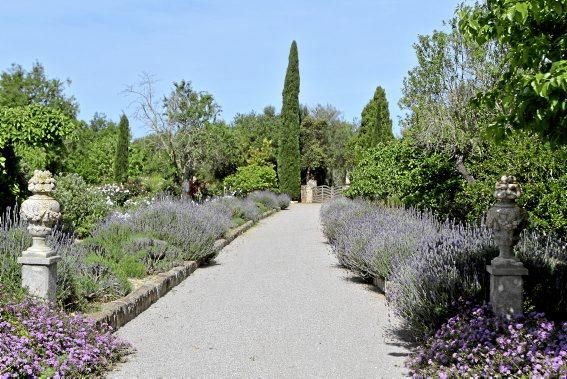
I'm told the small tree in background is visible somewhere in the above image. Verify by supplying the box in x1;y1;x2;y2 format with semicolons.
357;86;393;149
277;41;301;199
114;114;129;183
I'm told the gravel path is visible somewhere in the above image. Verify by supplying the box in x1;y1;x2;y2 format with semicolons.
111;203;409;378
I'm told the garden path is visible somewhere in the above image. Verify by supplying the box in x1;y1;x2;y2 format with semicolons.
111;203;409;378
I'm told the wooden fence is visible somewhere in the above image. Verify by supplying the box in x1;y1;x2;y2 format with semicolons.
311;185;347;203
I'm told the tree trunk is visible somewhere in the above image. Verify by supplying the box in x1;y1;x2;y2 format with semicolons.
454;155;475;185
181;165;192;200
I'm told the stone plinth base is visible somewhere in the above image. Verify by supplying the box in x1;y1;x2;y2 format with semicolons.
18;255;61;301
487;259;528;318
301;185;314;203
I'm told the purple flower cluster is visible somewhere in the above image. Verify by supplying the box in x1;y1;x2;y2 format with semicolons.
408;304;567;378
0;297;131;377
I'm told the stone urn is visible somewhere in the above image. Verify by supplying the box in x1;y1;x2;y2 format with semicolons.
18;170;61;300
486;175;528;317
486;175;528;265
20;170;61;257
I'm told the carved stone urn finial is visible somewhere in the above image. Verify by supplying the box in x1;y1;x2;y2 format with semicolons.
20;170;61;257
486;175;527;264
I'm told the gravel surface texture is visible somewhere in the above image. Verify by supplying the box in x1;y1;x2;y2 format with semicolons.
111;204;410;378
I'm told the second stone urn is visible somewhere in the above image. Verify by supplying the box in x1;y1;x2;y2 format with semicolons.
486;175;528;264
486;175;528;317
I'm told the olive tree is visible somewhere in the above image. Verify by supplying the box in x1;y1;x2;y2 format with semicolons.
399;18;505;183
125;74;220;198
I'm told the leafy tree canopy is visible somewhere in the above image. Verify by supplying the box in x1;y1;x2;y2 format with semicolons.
232;107;279;165
0;62;78;118
400;19;504;183
62;114;117;184
125;74;221;197
459;0;567;142
0;105;75;171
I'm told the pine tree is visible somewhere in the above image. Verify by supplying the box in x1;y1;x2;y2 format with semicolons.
114;114;129;183
277;41;301;199
359;86;393;149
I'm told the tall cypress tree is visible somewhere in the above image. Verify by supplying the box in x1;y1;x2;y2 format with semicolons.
359;86;393;149
277;41;301;199
114;114;129;183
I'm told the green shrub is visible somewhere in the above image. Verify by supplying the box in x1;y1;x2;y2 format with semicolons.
217;197;261;222
223;164;277;195
345;139;465;219
57;242;131;309
53;173;110;237
460;131;567;233
347;133;567;233
63;120;118;184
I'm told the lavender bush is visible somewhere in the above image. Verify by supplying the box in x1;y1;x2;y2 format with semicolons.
388;221;496;337
321;198;567;340
218;197;262;222
102;198;231;263
0;206;30;297
320;198;369;243
320;198;497;337
276;193;291;210
1;191;280;312
0;295;131;377
321;199;447;280
408;304;567;378
248;190;280;210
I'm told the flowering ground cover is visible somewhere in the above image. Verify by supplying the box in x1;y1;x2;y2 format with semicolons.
408;304;567;378
0;295;131;377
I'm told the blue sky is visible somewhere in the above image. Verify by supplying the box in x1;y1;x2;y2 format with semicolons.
0;0;461;137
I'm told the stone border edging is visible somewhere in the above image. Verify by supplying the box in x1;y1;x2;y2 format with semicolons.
372;276;389;294
88;208;280;330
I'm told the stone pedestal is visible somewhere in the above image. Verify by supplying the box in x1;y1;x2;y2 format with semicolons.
487;259;528;318
18;256;61;301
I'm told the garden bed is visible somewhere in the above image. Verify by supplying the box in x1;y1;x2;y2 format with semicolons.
87;208;278;330
320;198;567;377
0;191;290;377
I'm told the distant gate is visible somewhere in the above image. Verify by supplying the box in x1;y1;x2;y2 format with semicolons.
312;185;347;203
